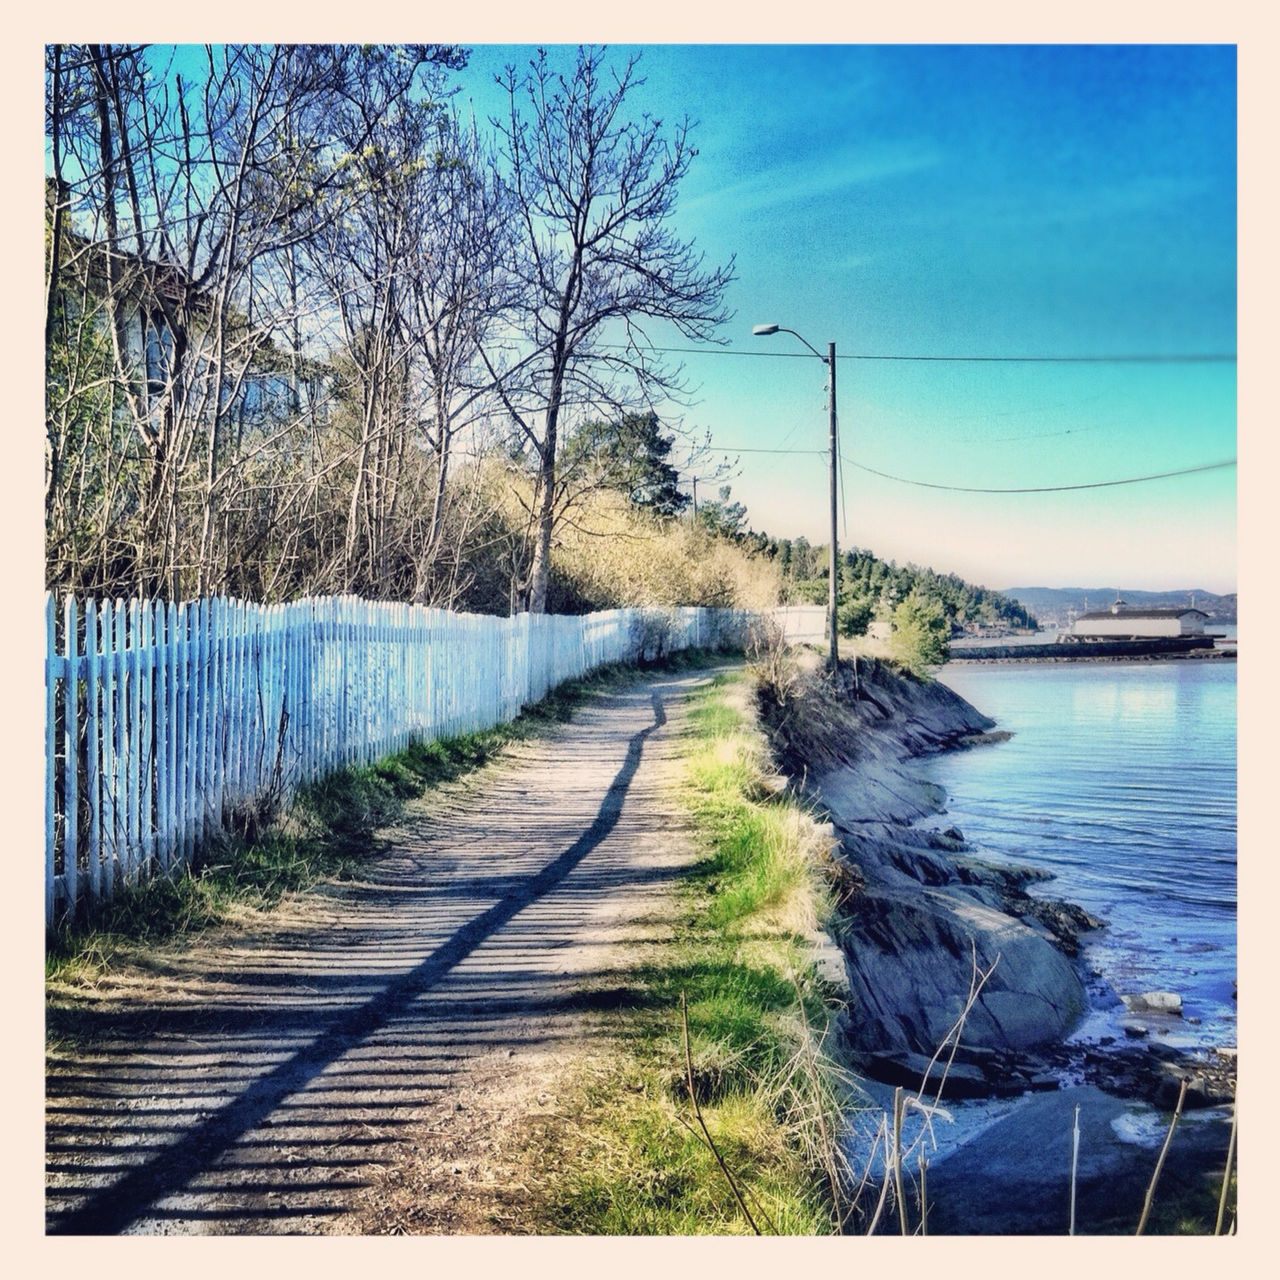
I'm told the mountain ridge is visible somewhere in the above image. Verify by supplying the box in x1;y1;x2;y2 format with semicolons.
1004;586;1237;624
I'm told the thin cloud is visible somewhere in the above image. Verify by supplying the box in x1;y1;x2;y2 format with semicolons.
685;141;942;220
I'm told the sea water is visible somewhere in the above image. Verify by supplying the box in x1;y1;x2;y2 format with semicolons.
923;658;1238;1051
842;658;1237;1182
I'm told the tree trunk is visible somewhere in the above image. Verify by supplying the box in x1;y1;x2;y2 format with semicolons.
527;452;557;614
526;371;563;613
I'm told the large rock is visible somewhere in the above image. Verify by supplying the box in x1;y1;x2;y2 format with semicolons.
772;658;1088;1084
815;760;946;826
849;659;997;751
922;1085;1235;1235
838;883;1086;1056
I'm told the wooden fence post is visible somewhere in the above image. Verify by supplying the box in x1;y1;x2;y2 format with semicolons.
85;602;100;903
62;596;79;914
126;598;140;881
102;600;118;897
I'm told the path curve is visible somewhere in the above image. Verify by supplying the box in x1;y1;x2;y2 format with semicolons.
46;668;721;1235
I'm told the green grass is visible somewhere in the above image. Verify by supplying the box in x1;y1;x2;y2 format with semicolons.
1130;1166;1237;1237
46;649;729;984
529;670;857;1235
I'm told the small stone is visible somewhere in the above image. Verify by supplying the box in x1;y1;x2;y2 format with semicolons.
1121;990;1183;1016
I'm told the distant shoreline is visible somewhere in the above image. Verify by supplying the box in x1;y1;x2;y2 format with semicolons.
950;649;1236;665
949;638;1235;664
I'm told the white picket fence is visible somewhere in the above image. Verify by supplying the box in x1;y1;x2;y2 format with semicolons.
44;594;752;923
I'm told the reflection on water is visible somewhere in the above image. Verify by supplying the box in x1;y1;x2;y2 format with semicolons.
1070;678;1179;722
925;660;1236;1049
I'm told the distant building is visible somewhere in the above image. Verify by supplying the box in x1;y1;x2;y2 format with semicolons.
1071;596;1209;640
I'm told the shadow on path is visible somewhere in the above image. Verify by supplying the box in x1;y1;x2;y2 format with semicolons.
49;692;669;1235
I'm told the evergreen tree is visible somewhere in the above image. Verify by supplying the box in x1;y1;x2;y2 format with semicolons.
696;485;748;539
560;412;690;517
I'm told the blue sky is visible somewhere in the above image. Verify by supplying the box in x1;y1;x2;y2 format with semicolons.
454;44;1237;593
47;41;1235;594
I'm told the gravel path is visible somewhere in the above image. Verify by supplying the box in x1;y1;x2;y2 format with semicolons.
46;669;720;1235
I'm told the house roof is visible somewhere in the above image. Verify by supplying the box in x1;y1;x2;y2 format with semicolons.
1076;608;1209;621
54;220;335;379
51;206;211;316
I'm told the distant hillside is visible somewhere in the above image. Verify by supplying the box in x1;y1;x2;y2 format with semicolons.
1005;586;1237;625
741;535;1036;630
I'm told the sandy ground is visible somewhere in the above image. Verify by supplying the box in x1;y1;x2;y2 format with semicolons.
46;669;718;1236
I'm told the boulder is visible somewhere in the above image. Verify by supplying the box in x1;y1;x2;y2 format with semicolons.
814;760;946;826
1122;991;1183;1017
922;1085;1235;1235
776;658;1094;1095
856;1050;995;1098
839;886;1086;1058
1153;1067;1234;1110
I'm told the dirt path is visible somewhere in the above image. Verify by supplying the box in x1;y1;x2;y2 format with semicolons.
46;668;723;1235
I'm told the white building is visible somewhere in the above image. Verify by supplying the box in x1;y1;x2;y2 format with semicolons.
1071;597;1209;639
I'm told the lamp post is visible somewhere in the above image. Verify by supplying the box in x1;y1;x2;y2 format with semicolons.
752;323;841;674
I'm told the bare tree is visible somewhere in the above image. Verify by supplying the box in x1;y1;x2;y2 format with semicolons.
45;43;465;601
405;112;517;598
307;90;514;599
489;46;734;613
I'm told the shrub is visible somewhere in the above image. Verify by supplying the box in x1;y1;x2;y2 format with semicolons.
890;590;950;674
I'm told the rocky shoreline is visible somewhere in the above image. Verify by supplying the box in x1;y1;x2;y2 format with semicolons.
758;655;1236;1231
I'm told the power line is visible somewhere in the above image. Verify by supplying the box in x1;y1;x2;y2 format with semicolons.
702;440;1236;489
600;343;1236;365
716;445;824;455
842;456;1236;494
837;353;1234;365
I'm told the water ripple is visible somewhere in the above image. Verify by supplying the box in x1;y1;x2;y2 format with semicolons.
928;661;1237;1045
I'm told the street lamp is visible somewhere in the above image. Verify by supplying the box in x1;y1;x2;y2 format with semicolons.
753;323;841;674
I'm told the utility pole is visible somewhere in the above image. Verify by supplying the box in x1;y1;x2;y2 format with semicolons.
752;322;845;679
827;341;840;674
